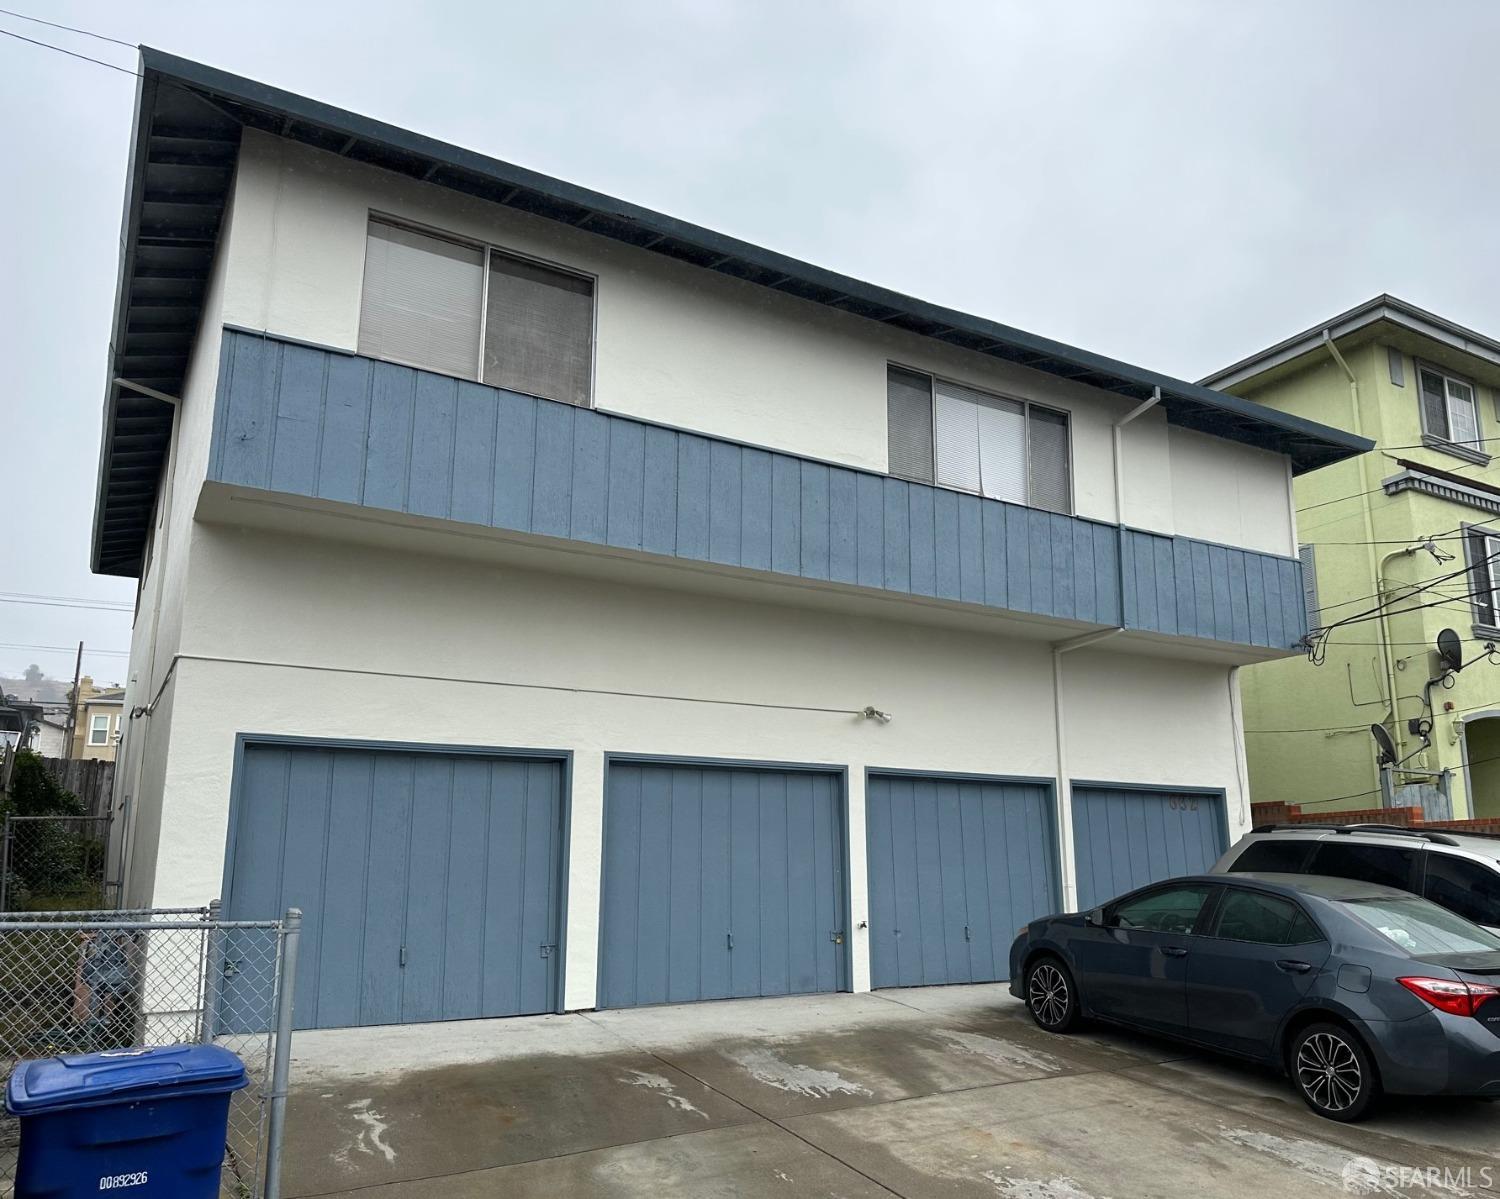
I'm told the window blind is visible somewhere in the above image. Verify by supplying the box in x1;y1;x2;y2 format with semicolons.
1447;378;1479;445
934;382;983;493
483;252;594;406
886;367;934;482
1027;407;1070;513
357;220;484;378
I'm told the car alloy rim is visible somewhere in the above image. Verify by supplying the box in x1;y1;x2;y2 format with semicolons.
1028;964;1069;1026
1296;1032;1362;1111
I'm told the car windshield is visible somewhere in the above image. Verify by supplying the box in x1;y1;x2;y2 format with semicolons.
1341;896;1500;955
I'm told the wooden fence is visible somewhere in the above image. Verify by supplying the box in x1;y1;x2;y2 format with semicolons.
1252;800;1500;836
38;757;115;819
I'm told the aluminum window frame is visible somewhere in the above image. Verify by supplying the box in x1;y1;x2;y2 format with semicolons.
359;211;600;409
88;714;111;746
886;361;1076;515
1416;359;1482;450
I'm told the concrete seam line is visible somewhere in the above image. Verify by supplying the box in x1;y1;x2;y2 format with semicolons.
646;1050;913;1199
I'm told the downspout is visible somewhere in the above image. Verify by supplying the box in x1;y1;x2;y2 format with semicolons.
1047;388;1161;910
1321;332;1401;765
1113;387;1162;624
112;377;182;904
1054;627;1125;912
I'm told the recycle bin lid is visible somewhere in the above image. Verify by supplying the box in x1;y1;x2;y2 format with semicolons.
6;1045;249;1115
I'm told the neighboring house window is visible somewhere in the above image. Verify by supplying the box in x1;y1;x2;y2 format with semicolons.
1465;526;1500;629
1418;363;1479;447
357;217;595;407
1298;544;1320;631
885;366;1072;513
88;714;110;746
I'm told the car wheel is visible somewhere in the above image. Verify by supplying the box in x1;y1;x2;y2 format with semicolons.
1025;956;1080;1033
1291;1022;1379;1122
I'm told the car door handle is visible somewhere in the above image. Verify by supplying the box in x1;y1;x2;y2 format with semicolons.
1276;959;1312;974
1161;946;1188;958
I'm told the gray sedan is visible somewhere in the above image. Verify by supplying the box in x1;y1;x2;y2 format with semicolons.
1008;872;1500;1121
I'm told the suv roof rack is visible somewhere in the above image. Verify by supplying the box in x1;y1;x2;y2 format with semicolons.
1250;822;1460;846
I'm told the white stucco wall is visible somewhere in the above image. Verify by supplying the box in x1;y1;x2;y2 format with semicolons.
112;175;244;906
200;131;1294;553
141;523;1247;1008
1167;427;1295;556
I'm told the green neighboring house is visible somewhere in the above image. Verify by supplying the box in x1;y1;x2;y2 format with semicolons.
1203;296;1500;820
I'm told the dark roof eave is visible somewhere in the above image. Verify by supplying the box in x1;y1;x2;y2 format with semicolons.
91;47;1372;575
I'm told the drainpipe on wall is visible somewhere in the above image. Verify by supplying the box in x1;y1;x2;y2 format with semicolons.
1053;627;1125;912
1320;332;1401;769
1112;386;1161;627
1045;386;1161;909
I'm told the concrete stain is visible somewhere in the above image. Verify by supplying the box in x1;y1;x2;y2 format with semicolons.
982;1174;1110;1199
333;1097;397;1169
616;1069;709;1119
1216;1126;1472;1197
729;1047;873;1099
935;1029;1065;1074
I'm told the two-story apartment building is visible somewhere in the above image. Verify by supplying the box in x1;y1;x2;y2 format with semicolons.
1205;296;1500;821
94;50;1367;1029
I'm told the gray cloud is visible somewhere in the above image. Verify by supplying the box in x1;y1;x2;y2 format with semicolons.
5;0;1497;681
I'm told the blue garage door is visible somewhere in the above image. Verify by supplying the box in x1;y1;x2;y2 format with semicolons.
866;774;1059;989
224;742;565;1029
1071;785;1227;911
599;762;847;1008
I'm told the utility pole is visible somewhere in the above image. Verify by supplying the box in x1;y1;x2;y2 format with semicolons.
64;641;83;760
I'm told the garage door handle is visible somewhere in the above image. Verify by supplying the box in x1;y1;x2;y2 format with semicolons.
1161;946;1188;958
1276;959;1312;974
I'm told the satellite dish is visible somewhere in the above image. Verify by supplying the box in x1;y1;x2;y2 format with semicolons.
1370;723;1397;766
1436;628;1463;674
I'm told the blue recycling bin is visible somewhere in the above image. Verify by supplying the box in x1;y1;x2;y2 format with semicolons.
6;1045;249;1198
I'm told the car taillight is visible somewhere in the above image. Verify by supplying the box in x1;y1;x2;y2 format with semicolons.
1398;976;1500;1017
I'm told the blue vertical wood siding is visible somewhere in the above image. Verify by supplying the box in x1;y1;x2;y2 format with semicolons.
598;761;846;1008
1070;785;1228;911
223;741;564;1030
865;774;1059;988
209;329;1306;650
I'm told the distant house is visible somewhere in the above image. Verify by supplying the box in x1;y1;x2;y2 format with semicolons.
30;714;70;759
92;51;1368;1030
69;679;124;763
1205;296;1500;819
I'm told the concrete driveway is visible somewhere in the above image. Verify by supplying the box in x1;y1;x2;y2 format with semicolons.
281;985;1500;1197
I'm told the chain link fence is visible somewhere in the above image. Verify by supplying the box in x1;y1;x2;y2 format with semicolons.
0;906;299;1198
0;815;112;912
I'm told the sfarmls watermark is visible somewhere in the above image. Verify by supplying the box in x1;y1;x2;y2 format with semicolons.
1342;1155;1493;1194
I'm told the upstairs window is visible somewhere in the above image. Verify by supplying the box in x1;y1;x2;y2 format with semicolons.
358;217;595;406
88;715;110;746
1465;525;1500;630
1418;364;1479;448
886;366;1072;513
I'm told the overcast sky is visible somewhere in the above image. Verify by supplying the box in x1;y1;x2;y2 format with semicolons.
4;0;1500;686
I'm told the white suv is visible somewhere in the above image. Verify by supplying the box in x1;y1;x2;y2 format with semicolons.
1212;823;1500;934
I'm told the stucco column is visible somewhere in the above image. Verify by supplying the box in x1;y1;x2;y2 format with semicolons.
845;766;871;994
562;747;605;1011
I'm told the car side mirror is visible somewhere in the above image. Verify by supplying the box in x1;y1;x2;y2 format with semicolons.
1085;907;1105;928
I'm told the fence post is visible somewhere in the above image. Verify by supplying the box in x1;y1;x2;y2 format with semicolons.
201;900;224;1043
0;815;12;912
263;907;300;1199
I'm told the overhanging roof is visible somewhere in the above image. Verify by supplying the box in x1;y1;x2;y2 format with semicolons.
1200;294;1500;392
92;47;1372;576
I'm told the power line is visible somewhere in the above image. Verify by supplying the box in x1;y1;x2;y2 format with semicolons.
0;642;130;658
0;7;134;48
0;25;138;76
0;591;133;612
